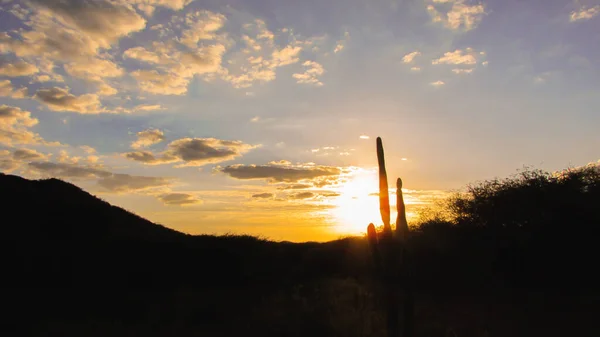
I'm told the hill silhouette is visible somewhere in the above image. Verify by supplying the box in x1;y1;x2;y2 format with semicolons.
2;169;598;337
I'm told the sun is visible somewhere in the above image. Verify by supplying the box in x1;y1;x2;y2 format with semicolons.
325;168;399;235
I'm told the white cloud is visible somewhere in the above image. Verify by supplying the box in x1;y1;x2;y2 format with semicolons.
427;0;485;31
0;59;39;77
0;104;50;146
402;51;421;63
131;129;165;149
27;0;147;50
131;70;190;95
134;104;164;111
131;0;193;17
432;48;479;65
125;26;227;95
0;79;28;99
570;6;600;22
64;57;123;81
179;10;226;49
431;80;445;86
0;105;38;128
123;47;161;64
292;60;325;86
271;46;302;67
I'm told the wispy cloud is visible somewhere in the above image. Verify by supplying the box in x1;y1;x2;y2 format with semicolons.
427;0;486;31
402;51;421;63
293;61;325;86
131;129;165;149
570;6;600;22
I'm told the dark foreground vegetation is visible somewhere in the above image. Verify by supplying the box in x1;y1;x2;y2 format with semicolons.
2;165;599;337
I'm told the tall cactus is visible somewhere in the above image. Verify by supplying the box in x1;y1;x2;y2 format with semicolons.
367;137;414;337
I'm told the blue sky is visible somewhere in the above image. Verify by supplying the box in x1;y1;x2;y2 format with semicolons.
1;0;599;241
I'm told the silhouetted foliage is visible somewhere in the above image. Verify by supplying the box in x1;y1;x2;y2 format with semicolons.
412;164;600;290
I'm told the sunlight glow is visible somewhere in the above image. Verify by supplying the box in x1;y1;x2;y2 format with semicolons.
312;168;420;236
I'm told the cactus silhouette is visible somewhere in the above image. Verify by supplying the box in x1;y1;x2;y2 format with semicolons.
367;137;414;337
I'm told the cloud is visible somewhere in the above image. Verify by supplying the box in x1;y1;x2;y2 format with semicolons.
360;135;370;139
333;31;349;53
131;129;165;149
402;51;421;63
131;70;190;95
217;162;342;183
271;46;302;67
0;105;38;128
252;192;274;199
124;138;259;167
0;80;28;99
292;61;325;86
570;6;600;22
123;151;177;165
452;68;474;74
158;192;202;206
13;148;48;161
0;1;146;73
277;184;312;190
0;158;19;172
411;67;421;71
165;138;257;167
63;57;123;82
427;0;485;31
179;10;226;48
98;174;172;193
134;104;164;111
27;0;147;50
178;44;226;76
121;11;227;95
27;161;172;193
0;105;51;146
80;145;96;154
0;59;39;77
289;192;315;200
132;0;193;17
123;47;161;64
431;80;445;86
432;48;479;65
34;87;103;114
28;161;109;179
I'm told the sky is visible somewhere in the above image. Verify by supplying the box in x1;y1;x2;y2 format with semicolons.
0;0;599;242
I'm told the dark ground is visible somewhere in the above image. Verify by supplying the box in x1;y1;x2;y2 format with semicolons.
2;171;598;336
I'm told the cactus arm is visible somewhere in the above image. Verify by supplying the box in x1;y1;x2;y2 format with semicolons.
395;178;409;241
377;137;392;234
367;223;383;274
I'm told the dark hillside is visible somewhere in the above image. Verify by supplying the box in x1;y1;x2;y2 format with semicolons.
2;170;599;337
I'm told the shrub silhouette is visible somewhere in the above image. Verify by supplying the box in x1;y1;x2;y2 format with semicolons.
413;163;600;290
